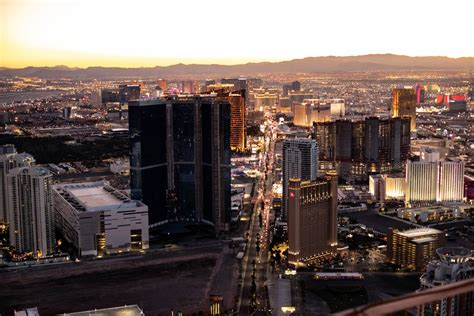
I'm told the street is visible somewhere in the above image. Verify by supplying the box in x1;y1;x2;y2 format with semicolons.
238;113;277;315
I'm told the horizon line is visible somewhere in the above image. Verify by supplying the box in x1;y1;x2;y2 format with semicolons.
2;53;474;70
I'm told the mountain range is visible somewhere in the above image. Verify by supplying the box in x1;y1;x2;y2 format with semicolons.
1;54;473;79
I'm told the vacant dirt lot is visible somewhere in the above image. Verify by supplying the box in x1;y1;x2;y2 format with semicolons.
0;244;237;315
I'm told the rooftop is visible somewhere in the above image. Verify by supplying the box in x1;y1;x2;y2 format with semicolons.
397;227;442;238
61;305;144;316
69;187;123;210
53;181;140;212
436;247;473;263
410;237;436;244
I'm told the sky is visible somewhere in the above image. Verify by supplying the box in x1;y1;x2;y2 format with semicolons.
1;0;473;68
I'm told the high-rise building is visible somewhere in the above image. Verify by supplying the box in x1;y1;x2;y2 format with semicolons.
7;166;54;256
205;79;216;88
364;117;390;172
119;84;140;104
438;160;465;203
415;84;425;104
291;81;301;92
334;120;352;162
205;83;235;94
390;117;411;170
221;78;247;91
203;86;246;152
313;122;336;172
406;160;439;206
157;79;168;92
391;88;417;131
288;91;314;111
221;77;260;109
386;228;446;271
282;139;318;219
229;90;246;152
129;95;231;236
313;117;410;176
90;90;102;108
287;172;338;264
406;151;464;207
180;80;199;94
293;100;331;127
282;84;292;97
255;92;279;111
419;247;474;316
101;88;120;104
53;181;149;256
0;145;35;223
419;146;440;162
329;98;345;118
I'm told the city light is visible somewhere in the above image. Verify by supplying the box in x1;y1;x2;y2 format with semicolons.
0;2;472;315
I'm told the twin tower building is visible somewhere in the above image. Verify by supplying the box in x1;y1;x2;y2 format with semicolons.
129;95;232;235
130;94;338;264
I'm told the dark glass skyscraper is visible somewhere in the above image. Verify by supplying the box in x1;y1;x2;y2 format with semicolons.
291;81;301;92
119;84;141;104
129;95;231;236
314;117;410;176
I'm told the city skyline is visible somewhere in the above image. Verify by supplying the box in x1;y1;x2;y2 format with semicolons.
0;0;473;313
2;0;474;68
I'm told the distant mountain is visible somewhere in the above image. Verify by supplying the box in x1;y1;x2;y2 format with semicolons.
1;54;473;79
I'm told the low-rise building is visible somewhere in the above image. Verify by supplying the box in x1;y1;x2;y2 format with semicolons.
62;305;145;316
369;174;405;201
53;181;149;256
419;247;474;316
387;228;446;271
397;205;462;223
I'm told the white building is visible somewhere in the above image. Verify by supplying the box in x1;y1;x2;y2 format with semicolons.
406;161;438;206
397;205;462;223
406;159;464;207
109;158;130;175
369;174;405;201
53;181;149;256
293;100;331;127
329;99;345;118
384;175;406;199
438;161;465;203
420;146;440;162
0;145;35;223
292;99;345;127
255;92;279;111
7;166;54;257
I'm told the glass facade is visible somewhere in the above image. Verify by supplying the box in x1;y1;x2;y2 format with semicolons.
173;104;194;162
220;102;231;224
314;117;411;175
174;164;196;221
129;102;168;225
129;97;231;235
